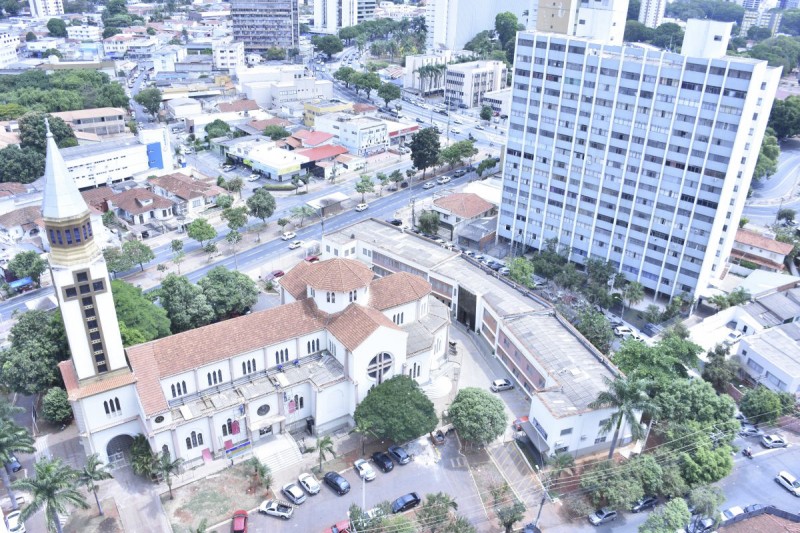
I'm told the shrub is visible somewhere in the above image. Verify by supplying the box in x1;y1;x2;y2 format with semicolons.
41;387;72;424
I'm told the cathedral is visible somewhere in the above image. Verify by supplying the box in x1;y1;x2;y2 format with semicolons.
41;124;450;466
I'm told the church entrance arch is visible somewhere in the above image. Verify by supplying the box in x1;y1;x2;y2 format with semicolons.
106;434;134;470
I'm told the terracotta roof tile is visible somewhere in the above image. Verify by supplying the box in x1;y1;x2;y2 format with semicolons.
296;144;348;161
297;131;333;146
148;172;225;201
248;118;291;130
0;206;42;229
113;188;175;215
218;99;260;113
59;360;137;401
303;258;374;292
735;228;794;256
433;193;495;219
327;303;403;351
80;187;116;211
0;183;30;198
368;272;431;310
277;259;312;300
353;103;377;113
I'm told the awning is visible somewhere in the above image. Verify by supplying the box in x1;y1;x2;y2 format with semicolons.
517;419;550;454
247;414;285;433
8;277;32;289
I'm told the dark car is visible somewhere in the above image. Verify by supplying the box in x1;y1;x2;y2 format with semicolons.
270;270;285;279
631;495;658;512
372;452;394;473
386;219;403;227
391;492;421;513
437;109;448;116
323;472;351;495
744;503;766;513
387;445;411;465
5;455;21;474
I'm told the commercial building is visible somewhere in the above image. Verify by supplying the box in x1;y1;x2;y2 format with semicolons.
431;193;496;241
303;99;353;127
444;60;507;109
212;40;245;72
638;0;666;29
527;0;627;43
165;98;203;120
315;113;388;157
231;0;299;52
51;107;128;136
740;10;782;37
67;25;102;41
403;51;453;94
480;87;511;116
0;33;18;68
313;0;377;35
424;0;530;53
238;65;333;108
28;0;63;18
498;21;781;299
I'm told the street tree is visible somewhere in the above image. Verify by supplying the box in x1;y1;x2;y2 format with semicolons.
639;497;690;533
701;344;738;393
198;266;259;321
8;250;47;286
263;125;290;140
290;205;316;227
111;280;171;344
495;11;520;47
316;435;334;471
449;387;507;445
589;376;657;459
480;105;493;122
222;206;249;232
277;218;290;231
121;240;154;272
41;387;72;425
186;218;217;247
333;66;356;88
687;486;724;530
246;188;276;240
389;169;404;188
377;82;401;108
575;309;614;354
582;459;645;510
622;281;645;315
225;231;242;268
354;375;438;443
18;112;77;154
154;451;183;500
375;172;390;195
216;194;233;209
134;87;163;117
778;208;796;223
312;34;344;58
46;18;67;37
739;385;786;425
13;457;88;533
170;239;183;256
159;274;215;333
0;420;34;510
79;454;112;516
204;119;230;140
409;127;441;179
25;31;36;41
417;211;440;234
438;140;477;169
496;500;526;533
0;309;68;394
355;174;375;202
507;257;533;287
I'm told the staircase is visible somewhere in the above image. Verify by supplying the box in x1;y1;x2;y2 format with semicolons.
254;433;304;474
421;375;453;400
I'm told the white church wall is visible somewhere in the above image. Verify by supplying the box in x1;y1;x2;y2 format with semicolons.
281;382;313;431
314;381;351;433
350;326;408;404
197;360;231;391
266;340;296;370
381;300;418;325
327;336;345;367
296;331;325;359
232;348;266;379
175;417;212;461
152;429;175;458
80;384;141;434
91;418;146;463
211;406;248;450
148;410;174;432
160;370;198;401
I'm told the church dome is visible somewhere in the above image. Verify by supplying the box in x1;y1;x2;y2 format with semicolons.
303;258;374;293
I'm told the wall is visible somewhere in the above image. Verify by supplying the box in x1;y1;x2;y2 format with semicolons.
348;326;408;404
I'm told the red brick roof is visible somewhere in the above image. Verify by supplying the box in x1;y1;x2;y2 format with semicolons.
327;303;402;352
368;272;432;311
113;188;175;215
295;144;348;162
248;118;291;130
278;259;312;301
0;206;42;230
433;193;494;219
148;172;225;201
59;360;138;401
81;187;116;212
0;183;30;198
294;130;333;146
735;228;794;256
218;99;260;113
303;258;374;292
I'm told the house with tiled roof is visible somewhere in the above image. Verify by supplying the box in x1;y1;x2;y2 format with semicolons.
732;228;794;272
148;172;225;216
108;188;175;226
218;99;260;113
0;205;43;242
431;192;496;240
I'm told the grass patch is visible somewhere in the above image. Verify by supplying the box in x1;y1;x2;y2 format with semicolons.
258;183;297;191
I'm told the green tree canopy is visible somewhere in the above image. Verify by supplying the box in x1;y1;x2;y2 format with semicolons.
581;459;644;510
246;188;276;238
354;375;438;443
198;266;258;321
589;376;657;459
134;87;162;117
0;309;68;394
204;118;230;139
8;250;47;286
355;174;375;202
639;497;691;533
333;66;356;88
377;82;401;108
159;274;215;333
480;105;493;121
222;206;249;232
110;280;171;344
121;240;154;272
18;113;77;154
41;387;72;424
417;210;440;234
753;128;780;182
186;218;217;247
262;125;290;140
701;344;738;393
409;127;441;178
575;309;615;354
449;387;507;445
312;34;344;58
46;18;67;37
25;31;36;42
439;140;477;169
739;385;786;425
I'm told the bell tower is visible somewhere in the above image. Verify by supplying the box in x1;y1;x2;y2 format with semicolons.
42;120;128;381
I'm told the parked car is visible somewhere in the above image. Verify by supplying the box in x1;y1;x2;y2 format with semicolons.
270;270;285;279
739;424;764;438
475;124;485;130
325;519;351;533
498;267;510;276
258;499;293;520
298;472;321;495
5;455;21;473
305;255;320;263
391;492;421;514
721;506;744;521
387;445;411;465
614;325;633;337
451;128;462;135
491;378;514;392
282;482;307;505
281;231;296;241
354;459;376;481
423;182;435;189
355;203;369;212
372;452;394;473
6;510;25;533
247;174;259;182
744;503;766;513
430;430;446;445
724;330;743;346
631;495;658;513
231;510;248;533
416;118;425;123
453;169;467;177
687;516;715;533
776;470;800;496
323;471;351;495
288;240;305;250
453;118;463;124
437;176;451;185
588;508;617;526
761;434;788;448
386;218;403;226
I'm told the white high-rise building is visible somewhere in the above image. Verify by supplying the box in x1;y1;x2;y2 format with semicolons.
638;0;666;28
28;0;63;18
313;0;377;34
444;60;507;109
498;20;781;300
424;0;530;53
527;0;629;43
0;33;18;68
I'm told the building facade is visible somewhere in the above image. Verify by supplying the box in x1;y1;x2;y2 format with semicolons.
528;0;627;43
315;113;388;156
444;61;507;109
638;0;666;29
231;0;299;51
424;0;530;52
738;326;800;400
67;25;102;41
313;0;377;34
498;22;781;299
0;33;18;68
51;107;128;136
212;40;245;72
28;0;63;18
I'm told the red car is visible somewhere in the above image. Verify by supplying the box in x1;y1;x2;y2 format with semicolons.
231;510;248;533
324;520;351;533
271;270;285;278
305;255;320;263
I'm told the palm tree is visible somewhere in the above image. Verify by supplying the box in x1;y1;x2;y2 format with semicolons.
0;419;35;510
546;451;575;484
154;451;183;500
622;281;645;317
246;457;272;494
13;457;88;533
588;376;658;460
316;435;335;472
79;453;112;516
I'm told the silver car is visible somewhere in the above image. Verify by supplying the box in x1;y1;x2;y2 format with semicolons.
490;379;514;392
281;482;307;505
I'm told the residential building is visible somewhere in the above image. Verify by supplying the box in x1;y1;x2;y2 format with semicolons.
638;0;666;29
431;192;496;241
212;40;245;72
218;99;261;114
231;0;299;51
740;10;782;37
424;0;529;52
29;0;63;18
0;33;18;68
303;99;353;127
738;325;800;399
67;25;102;41
0;206;42;242
404;51;452;95
238;65;333;108
313;0;377;34
82;187;175;226
283;130;335;149
480;87;511;116
165;98;203;120
498;21;781;300
148;172;226;216
444;61;507;109
51;108;128;136
315;113;388;156
732;228;794;272
527;0;628;42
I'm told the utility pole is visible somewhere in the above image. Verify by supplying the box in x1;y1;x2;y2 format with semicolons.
411;196;416;228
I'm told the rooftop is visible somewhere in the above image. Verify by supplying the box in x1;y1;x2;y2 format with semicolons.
741;327;800;379
433;192;495;219
60;137;143;160
51;107;126;122
735;228;794;256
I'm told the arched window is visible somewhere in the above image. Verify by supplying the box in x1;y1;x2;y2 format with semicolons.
275;351;280;365
326;292;331;303
197;433;203;445
208;373;212;386
252;358;256;371
331;292;335;303
186;437;191;449
299;396;304;409
367;352;393;384
104;401;109;414
226;418;233;435
242;362;246;374
162;445;169;458
171;384;176;398
217;370;222;382
222;423;228;436
307;341;311;353
182;381;187;394
191;431;198;447
115;398;120;411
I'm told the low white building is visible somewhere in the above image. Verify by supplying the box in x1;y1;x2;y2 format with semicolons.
238;65;333;109
66;25;101;41
185;109;272;140
738;324;800;400
166;98;203;120
403;51;453;94
315;113;388;157
480;87;511;116
245;142;309;182
212;39;244;72
444;60;507;109
0;33;18;68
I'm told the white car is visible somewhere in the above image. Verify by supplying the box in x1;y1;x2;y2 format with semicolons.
614;325;633;337
453;118;463;125
720;506;744;522
475;124;485;130
436;176;451;185
776;470;800;496
423;182;435;190
354;458;376;481
288;240;305;250
247;174;259;182
258;499;294;520
282;482;307;505
298;472;321;495
762;434;788;448
281;231;296;241
355;203;368;212
6;511;25;533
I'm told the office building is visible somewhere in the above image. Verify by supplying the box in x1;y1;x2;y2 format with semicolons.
498;21;781;300
28;0;63;18
740;10;782;38
315;113;388;156
313;0;377;34
51;107;128;137
444;60;507;109
528;0;628;43
0;33;18;68
425;0;530;52
238;64;333;108
638;0;666;28
231;0;299;51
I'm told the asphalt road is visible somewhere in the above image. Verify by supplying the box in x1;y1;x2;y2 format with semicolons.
744;138;800;227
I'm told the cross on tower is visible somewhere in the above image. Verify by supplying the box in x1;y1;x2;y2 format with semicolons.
61;269;110;374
